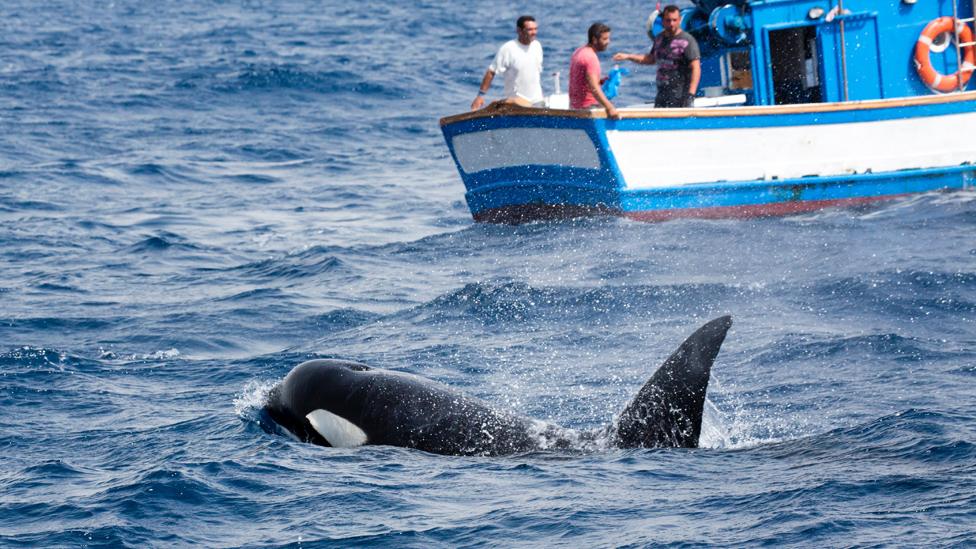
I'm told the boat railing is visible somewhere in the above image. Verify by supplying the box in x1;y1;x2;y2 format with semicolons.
953;0;976;91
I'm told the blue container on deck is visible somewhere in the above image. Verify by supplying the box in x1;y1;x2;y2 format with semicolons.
693;0;748;12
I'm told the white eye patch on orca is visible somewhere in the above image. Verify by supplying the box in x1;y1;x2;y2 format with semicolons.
306;409;368;447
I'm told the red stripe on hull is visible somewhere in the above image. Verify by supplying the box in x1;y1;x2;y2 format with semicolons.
472;203;619;224
623;195;908;222
471;194;913;224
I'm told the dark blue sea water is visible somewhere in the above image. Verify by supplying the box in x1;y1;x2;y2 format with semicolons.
2;1;976;546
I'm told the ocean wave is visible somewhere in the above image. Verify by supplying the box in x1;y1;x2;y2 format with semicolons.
759;409;976;465
124;232;206;254
33;282;87;293
950;364;976;376
127;162;171;177
221;173;278;184
403;280;743;325
810;269;976;317
0;66;68;94
0;198;65;211
229;246;352;281
226;144;305;163
0;346;84;368
2;315;116;335
748;332;959;365
191;64;408;97
0;346;190;374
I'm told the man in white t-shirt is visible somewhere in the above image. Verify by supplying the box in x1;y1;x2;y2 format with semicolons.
471;15;543;110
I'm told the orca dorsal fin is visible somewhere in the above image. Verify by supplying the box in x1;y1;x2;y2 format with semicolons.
614;315;732;449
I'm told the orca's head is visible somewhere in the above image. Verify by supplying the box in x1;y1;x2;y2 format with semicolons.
264;359;374;447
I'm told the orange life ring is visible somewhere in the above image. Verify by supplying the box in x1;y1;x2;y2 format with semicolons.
914;17;976;93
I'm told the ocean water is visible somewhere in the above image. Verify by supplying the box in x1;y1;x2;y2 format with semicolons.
2;0;976;546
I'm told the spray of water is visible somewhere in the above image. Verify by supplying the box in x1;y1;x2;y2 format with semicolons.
234;379;278;418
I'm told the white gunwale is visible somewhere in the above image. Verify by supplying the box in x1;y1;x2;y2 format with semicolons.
439;91;976;126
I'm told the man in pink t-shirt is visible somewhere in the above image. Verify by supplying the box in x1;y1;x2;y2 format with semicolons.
569;23;619;119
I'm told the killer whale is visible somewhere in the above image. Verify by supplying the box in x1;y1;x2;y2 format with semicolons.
264;315;732;456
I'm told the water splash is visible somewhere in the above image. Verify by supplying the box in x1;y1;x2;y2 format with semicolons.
234;379;278;418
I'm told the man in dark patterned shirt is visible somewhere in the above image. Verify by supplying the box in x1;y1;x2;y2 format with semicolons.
613;5;701;108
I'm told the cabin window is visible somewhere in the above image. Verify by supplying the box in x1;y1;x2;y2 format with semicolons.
769;26;822;105
727;50;752;90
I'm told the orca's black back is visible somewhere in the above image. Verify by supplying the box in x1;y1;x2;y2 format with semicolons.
352;373;537;455
265;359;538;456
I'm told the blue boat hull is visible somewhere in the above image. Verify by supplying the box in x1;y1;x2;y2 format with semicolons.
441;95;976;223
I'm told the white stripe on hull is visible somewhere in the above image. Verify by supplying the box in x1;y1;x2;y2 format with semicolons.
452;128;601;174
607;111;976;189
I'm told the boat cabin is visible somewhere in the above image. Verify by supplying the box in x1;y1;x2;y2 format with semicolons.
681;0;976;105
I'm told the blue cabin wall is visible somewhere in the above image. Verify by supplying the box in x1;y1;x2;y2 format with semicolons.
698;0;975;104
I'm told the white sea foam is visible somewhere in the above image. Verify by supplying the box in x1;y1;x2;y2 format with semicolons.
141;348;181;360
234;379;277;417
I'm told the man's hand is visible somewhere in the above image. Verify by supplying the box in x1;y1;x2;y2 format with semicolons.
613;52;653;65
472;70;495;111
606;105;621;120
684;93;696;108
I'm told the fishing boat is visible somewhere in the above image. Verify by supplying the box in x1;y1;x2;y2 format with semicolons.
440;1;976;223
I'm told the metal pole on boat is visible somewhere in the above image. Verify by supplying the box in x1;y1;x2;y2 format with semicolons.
968;0;976;75
838;0;849;101
953;0;963;91
952;0;976;92
972;0;976;90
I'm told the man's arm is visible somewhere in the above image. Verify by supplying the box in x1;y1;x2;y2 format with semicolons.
585;71;620;119
688;59;701;95
683;58;701;107
471;70;495;111
612;52;655;65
